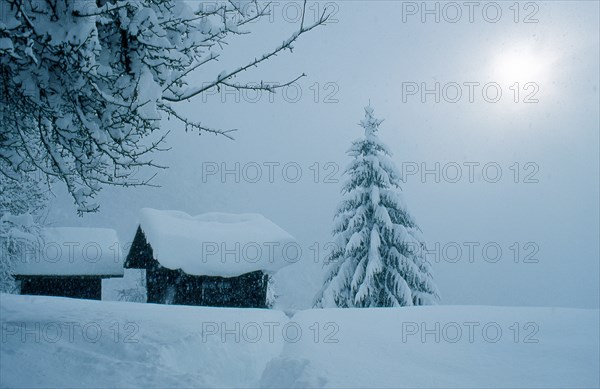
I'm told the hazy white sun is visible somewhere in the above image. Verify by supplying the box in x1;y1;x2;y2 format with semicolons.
492;48;548;84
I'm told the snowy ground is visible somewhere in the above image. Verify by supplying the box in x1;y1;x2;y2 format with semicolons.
1;294;598;388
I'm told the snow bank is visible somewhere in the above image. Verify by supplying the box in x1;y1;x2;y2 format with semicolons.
1;294;598;388
13;228;123;277
0;294;287;389
262;306;600;388
138;208;297;277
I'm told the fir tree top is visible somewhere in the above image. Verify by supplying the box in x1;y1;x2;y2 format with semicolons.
360;105;383;137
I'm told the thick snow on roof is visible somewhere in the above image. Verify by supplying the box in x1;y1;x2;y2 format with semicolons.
14;228;123;277
138;208;297;277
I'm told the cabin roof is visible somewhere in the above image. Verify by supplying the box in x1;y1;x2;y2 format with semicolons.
137;208;297;277
13;227;124;277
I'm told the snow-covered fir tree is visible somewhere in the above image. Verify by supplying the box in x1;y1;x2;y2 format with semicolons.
314;106;439;308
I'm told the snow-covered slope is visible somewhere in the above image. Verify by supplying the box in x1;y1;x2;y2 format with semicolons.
1;294;598;388
261;307;600;388
0;294;285;388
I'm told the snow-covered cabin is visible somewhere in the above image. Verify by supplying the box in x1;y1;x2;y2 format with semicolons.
14;228;123;300
124;209;297;308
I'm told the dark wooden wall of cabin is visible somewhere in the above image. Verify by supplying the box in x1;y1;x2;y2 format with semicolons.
18;277;102;300
147;269;269;308
201;271;268;308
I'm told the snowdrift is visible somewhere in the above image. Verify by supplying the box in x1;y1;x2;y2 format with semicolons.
1;294;598;388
